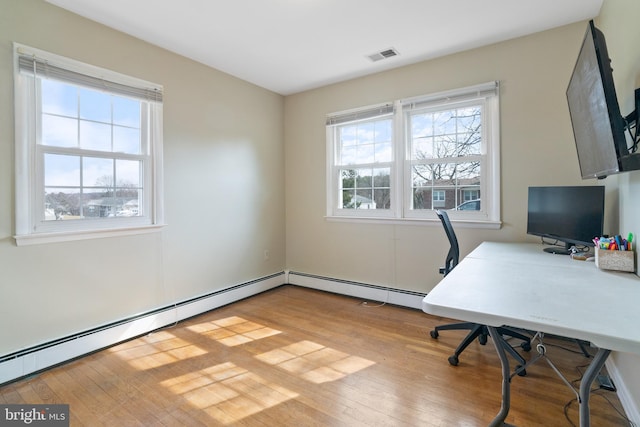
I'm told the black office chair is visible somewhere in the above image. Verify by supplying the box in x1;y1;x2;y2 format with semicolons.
429;209;531;370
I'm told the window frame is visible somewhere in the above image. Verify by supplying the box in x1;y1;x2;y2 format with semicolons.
326;107;397;219
13;43;165;246
326;82;500;228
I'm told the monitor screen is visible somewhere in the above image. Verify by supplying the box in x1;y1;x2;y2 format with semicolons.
527;186;604;254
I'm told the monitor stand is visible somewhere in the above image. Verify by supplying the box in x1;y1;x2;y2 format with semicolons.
543;246;571;255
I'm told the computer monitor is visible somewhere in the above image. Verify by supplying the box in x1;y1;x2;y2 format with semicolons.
526;186;604;254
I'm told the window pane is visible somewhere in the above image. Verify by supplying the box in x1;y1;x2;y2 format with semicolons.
341;169;356;190
44;154;80;186
42;115;78;147
411;137;433;159
342;189;356;208
434;135;456;159
116;159;141;187
113;97;141;127
113;126;141;154
357;122;374;145
116;193;141;217
373;167;390;187
42;80;78;117
338;118;392;166
356;189;375;209
340;126;357;147
83;157;114;188
413;188;430;210
410;104;483;160
374;120;392;143
356;143;374;164
412;164;432;187
82;189;111;218
79;88;111;122
339;167;390;210
374;188;390;209
45;188;81;220
456;106;482;155
340;145;357;165
356;169;373;187
433;110;454;135
374;142;392;162
410;162;481;210
80;121;111;151
456;161;481;182
411;113;433;138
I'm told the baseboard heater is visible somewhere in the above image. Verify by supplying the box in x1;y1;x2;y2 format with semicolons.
0;272;285;386
287;271;426;309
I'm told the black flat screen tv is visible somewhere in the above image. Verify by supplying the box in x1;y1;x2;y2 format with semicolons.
527;186;604;254
567;20;640;179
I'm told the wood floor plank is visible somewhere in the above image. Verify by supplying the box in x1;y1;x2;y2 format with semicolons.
0;285;630;426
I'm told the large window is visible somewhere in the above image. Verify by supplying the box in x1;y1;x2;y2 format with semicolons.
13;43;164;245
326;82;500;226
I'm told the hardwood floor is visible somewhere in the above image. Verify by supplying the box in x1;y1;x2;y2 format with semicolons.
0;285;630;426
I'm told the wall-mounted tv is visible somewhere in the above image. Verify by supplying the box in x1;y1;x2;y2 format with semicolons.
566;20;640;179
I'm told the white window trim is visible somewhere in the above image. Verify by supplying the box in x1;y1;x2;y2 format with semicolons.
325;82;501;228
13;43;165;246
325;103;398;219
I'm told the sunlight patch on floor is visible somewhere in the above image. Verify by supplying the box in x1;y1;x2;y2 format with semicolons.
255;340;375;383
161;362;298;424
109;331;208;370
187;316;282;346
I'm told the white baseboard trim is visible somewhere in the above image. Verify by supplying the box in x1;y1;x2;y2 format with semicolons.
287;271;426;310
4;270;635;423
606;358;640;425
0;272;285;386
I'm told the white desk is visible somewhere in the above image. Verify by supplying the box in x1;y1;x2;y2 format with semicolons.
422;242;640;427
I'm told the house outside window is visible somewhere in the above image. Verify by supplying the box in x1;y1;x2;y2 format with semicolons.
326;82;500;226
463;189;480;202
13;43;164;245
432;190;446;208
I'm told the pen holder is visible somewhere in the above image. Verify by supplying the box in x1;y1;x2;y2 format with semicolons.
595;247;635;272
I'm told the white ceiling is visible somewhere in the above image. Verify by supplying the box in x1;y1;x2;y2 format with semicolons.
45;0;603;95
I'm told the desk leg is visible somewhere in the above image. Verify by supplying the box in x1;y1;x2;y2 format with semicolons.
579;348;610;427
487;326;512;427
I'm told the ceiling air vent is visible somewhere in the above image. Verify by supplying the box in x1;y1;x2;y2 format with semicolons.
367;48;399;62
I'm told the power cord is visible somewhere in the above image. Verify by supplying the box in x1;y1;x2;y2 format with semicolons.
360;290;389;308
360;300;387;308
562;363;635;426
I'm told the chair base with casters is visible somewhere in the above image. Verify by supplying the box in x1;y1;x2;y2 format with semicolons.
430;323;532;375
431;210;531;375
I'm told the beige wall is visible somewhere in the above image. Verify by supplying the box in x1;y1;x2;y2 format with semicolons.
3;0;638;419
285;3;640;416
0;0;285;355
285;23;589;293
597;0;640;414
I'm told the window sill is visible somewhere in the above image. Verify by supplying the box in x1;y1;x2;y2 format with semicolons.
325;215;501;229
14;224;167;246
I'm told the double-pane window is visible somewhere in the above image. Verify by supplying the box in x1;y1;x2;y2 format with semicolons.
327;82;500;224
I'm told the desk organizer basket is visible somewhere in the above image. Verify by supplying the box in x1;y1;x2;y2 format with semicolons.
595;247;635;272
